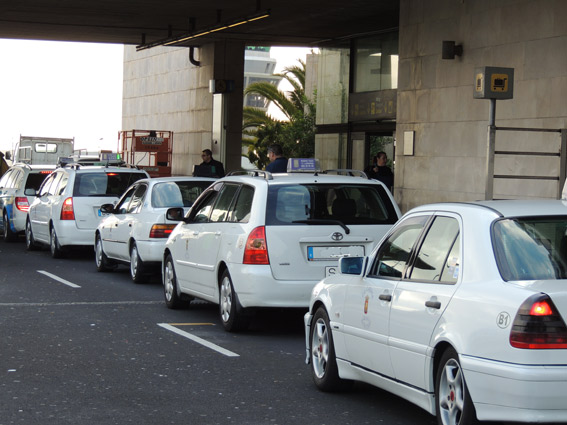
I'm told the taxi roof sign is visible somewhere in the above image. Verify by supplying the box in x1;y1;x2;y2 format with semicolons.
287;158;321;173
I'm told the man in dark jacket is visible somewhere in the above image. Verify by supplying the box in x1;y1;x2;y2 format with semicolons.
365;151;393;190
265;144;288;173
196;149;225;177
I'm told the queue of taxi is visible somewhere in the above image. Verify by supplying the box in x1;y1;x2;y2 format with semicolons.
4;155;567;425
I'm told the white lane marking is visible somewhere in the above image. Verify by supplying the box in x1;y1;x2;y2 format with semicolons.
158;323;239;357
37;270;81;288
0;301;162;307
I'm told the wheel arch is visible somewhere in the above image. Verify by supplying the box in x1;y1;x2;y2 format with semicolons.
432;341;455;390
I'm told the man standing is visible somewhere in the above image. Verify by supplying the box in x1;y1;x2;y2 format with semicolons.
196;149;225;177
265;144;288;173
365;151;393;190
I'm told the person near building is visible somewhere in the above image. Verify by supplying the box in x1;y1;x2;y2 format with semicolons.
265;144;288;173
365;151;393;190
195;149;225;177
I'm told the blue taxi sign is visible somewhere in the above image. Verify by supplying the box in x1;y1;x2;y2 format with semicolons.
287;158;321;172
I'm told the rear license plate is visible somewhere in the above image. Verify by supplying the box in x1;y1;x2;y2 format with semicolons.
308;245;364;261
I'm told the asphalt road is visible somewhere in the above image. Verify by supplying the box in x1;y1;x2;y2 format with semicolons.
0;238;439;425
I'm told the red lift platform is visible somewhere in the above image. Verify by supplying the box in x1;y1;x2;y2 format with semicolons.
119;130;173;177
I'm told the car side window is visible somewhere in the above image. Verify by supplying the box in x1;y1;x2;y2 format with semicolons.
189;190;219;223
38;172;57;196
56;173;69;195
48;172;64;196
127;184;147;213
115;187;136;214
229;185;254;223
210;184;239;223
368;215;429;279
409;216;460;283
0;169;12;188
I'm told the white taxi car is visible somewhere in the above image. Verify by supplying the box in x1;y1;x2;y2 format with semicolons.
26;164;149;257
95;176;215;282
305;200;567;425
163;160;401;331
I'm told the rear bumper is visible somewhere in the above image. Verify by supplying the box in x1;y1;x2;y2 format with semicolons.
462;355;567;422
136;239;167;263
55;222;96;246
229;264;317;308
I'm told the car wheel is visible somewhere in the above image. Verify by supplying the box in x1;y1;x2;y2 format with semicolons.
219;269;249;332
310;306;348;391
130;242;146;283
3;212;17;242
95;234;114;272
163;254;188;309
50;226;64;258
25;219;37;251
435;348;477;425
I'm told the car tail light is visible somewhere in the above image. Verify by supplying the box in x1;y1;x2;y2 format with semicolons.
243;226;269;265
15;197;30;212
149;224;177;238
510;293;567;349
60;197;75;220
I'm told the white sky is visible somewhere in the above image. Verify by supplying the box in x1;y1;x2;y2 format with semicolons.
0;39;311;154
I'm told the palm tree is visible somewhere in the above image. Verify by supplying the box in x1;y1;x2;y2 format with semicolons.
242;60;316;169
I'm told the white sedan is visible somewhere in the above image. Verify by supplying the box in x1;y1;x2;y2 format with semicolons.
305;200;567;425
95;176;215;282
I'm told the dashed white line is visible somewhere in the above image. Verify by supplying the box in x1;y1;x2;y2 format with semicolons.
37;270;81;288
158;323;239;357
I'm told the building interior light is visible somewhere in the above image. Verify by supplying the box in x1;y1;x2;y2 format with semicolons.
137;10;271;51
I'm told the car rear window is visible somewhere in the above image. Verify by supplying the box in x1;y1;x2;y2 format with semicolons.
266;183;398;226
493;216;567;280
73;172;147;197
25;171;53;190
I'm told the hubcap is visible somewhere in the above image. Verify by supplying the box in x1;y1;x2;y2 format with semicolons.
311;317;329;379
130;246;138;277
50;229;57;254
439;358;464;425
96;238;103;267
220;277;232;323
164;261;174;302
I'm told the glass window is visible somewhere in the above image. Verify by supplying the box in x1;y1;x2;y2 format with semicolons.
409;216;460;283
230;185;255;223
189;189;219;223
368;216;429;279
152;180;212;208
115;187;136;214
440;234;461;283
0;170;13;188
38;173;57;196
353;32;399;92
266;183;398;226
493;217;567;281
127;184;147;213
34;143;57;153
25;171;52;191
47;172;64;196
73;172;146;197
210;184;239;222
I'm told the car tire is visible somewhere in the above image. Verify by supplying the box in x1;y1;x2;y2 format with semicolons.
219;269;249;332
25;219;38;251
95;234;114;272
163;254;188;309
130;242;146;283
435;347;477;425
50;226;64;259
3;212;17;242
309;306;350;391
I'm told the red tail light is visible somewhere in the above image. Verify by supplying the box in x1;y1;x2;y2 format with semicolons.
149;224;176;238
15;197;30;212
243;226;269;265
510;293;567;349
60;197;75;220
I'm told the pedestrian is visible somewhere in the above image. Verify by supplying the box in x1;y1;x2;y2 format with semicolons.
365;151;393;190
265;144;288;173
195;149;225;177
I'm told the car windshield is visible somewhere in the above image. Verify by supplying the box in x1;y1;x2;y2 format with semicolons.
266;183;398;226
152;180;212;208
73;172;147;197
493;216;567;281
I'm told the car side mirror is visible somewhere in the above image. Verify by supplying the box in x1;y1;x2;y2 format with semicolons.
339;256;367;276
100;203;116;214
166;207;186;222
24;188;37;196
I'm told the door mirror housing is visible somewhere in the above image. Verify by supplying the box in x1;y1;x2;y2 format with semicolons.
100;203;116;214
166;207;186;222
339;256;367;276
24;188;37;196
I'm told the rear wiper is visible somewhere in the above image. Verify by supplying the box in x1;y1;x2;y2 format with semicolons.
292;219;350;234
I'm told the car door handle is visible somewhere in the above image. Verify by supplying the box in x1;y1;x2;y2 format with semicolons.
379;293;392;302
425;300;441;309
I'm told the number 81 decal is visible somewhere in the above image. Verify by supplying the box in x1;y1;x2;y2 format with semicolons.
497;312;511;329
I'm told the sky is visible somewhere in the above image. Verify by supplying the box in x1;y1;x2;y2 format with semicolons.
0;39;312;155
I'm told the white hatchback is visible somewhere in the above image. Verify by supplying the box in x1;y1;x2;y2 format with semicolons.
305;200;567;425
94;176;215;282
162;167;401;331
26;164;149;257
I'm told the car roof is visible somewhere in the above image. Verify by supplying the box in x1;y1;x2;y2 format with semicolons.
58;165;149;174
219;172;387;188
11;163;57;171
409;199;567;219
136;176;217;185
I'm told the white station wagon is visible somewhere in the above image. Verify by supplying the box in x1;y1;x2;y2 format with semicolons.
163;162;401;331
305;200;567;425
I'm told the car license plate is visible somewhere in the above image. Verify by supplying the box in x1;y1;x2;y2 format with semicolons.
307;245;364;261
97;209;109;217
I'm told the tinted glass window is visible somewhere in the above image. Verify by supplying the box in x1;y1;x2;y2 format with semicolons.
493;216;567;280
128;184;147;213
189;190;218;223
368;216;428;279
115;187;136;214
266;183;397;226
38;173;57;196
210;184;239;222
230;185;255;223
25;172;52;191
409;216;460;282
152;180;212;208
73;172;147;197
0;170;13;188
